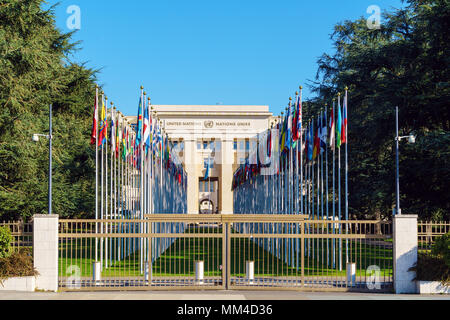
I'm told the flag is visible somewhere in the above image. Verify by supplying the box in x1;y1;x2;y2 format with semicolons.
313;118;320;160
143;100;150;155
98;97;108;147
286;106;292;151
267;129;272;159
135;96;143;148
336;99;342;149
116;116;120;158
342;95;348;145
292;95;302;143
204;158;211;180
90;93;98;145
110;109;115;150
122;126;127;160
329;104;336;151
307;122;314;161
319;111;328;151
280;106;292;153
280;112;287;152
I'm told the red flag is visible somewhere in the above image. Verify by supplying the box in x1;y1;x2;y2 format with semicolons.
90;93;98;145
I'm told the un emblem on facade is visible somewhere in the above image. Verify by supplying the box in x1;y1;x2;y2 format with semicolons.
204;121;214;129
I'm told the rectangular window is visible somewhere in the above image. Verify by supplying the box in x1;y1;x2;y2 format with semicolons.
204;158;214;169
233;140;237;150
197;141;202;150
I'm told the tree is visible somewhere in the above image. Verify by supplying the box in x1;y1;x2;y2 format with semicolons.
309;0;450;220
0;0;97;221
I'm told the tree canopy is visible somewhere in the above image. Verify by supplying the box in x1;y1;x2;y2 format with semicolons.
307;0;449;220
0;0;97;221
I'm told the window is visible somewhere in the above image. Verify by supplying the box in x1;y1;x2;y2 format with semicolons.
215;141;221;150
245;140;250;150
233;141;237;150
204;158;214;169
197;141;202;150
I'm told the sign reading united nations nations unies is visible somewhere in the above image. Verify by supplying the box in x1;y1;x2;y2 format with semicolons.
165;120;252;129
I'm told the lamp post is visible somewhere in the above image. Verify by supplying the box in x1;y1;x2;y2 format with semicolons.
32;104;53;215
395;106;416;216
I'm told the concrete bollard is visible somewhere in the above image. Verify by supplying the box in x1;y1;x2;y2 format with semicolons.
144;261;151;283
195;261;204;285
347;263;356;287
246;261;255;285
93;262;102;285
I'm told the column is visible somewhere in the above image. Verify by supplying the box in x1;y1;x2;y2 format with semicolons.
393;214;418;294
221;138;234;215
33;214;59;292
184;139;199;214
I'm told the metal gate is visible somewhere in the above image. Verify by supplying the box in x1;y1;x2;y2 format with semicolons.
58;215;393;292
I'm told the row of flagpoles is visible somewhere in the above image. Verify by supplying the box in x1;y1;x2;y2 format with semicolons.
233;86;349;270
90;85;188;272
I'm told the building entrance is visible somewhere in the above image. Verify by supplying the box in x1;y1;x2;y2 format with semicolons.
199;178;219;214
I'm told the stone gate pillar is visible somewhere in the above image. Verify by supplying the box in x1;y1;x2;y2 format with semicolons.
33;214;59;292
393;214;418;294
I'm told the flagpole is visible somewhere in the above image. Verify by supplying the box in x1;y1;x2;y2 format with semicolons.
332;99;336;268
325;105;329;267
320;110;324;265
104;101;109;270
140;88;145;273
338;93;342;271
109;104;115;268
344;87;349;264
95;86;99;263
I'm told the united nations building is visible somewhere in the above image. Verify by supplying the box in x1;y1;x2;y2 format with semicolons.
127;105;278;215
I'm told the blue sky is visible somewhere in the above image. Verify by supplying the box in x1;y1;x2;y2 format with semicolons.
47;0;405;116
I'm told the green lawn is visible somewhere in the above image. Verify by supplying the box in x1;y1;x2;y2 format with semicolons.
58;227;393;279
59;227;392;277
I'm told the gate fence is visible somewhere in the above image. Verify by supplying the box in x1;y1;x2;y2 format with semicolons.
58;215;393;292
418;221;450;252
0;221;33;252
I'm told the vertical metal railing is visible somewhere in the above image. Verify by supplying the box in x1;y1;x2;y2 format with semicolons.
418;221;450;253
58;216;393;292
0;221;33;252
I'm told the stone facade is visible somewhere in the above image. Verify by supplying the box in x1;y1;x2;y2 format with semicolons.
126;105;277;215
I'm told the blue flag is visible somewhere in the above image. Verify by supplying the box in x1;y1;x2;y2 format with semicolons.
135;96;143;148
204;158;211;180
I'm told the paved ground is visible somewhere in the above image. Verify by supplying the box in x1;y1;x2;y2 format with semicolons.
0;290;449;300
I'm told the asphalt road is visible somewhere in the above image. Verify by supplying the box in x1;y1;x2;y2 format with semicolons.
0;290;449;300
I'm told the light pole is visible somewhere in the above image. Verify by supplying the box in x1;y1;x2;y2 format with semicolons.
32;104;53;215
395;106;416;216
